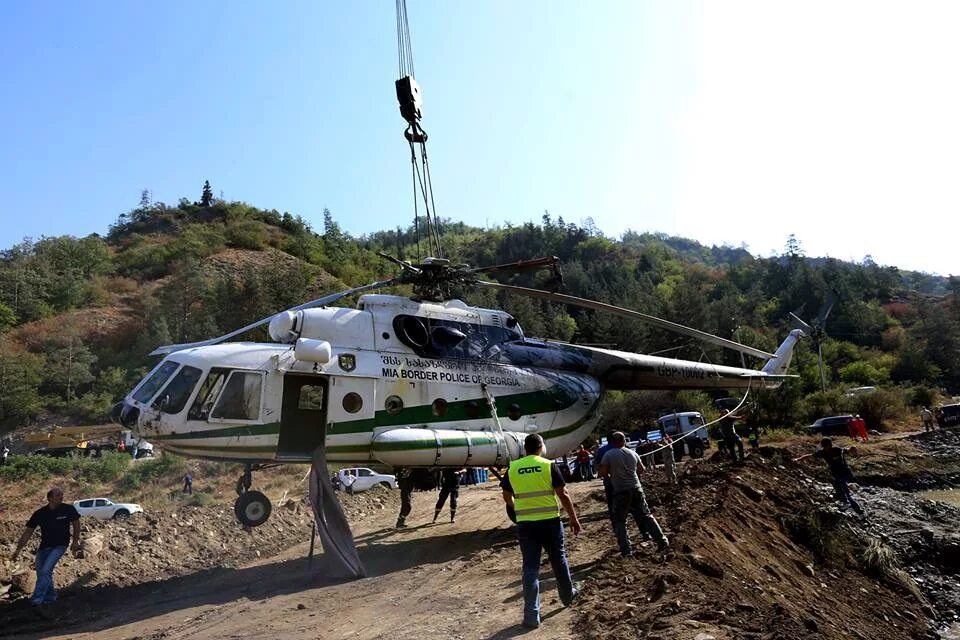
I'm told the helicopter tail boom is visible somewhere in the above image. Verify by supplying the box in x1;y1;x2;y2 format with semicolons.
570;328;804;392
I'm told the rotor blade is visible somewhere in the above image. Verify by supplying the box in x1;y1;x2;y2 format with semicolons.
817;291;837;326
476;281;775;360
789;312;814;334
149;278;398;356
471;256;560;275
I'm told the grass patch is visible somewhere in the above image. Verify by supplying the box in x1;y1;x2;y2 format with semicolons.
118;453;188;491
0;452;130;483
860;537;926;602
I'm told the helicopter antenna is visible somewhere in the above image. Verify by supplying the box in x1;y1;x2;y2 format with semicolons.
395;0;443;260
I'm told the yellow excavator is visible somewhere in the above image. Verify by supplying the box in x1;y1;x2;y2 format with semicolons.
23;425;153;457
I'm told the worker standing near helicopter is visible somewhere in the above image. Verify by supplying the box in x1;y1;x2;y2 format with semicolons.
395;467;415;528
434;467;464;523
501;433;581;629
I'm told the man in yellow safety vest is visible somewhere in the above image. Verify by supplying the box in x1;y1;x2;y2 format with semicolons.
501;433;582;629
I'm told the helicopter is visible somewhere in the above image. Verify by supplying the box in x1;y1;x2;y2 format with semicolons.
112;1;805;540
113;253;804;528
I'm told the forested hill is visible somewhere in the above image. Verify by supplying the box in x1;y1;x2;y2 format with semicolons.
0;189;958;432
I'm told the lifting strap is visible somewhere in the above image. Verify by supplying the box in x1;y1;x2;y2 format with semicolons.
308;437;365;578
482;383;512;466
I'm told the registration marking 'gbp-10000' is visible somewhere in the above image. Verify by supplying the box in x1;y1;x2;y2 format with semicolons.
656;364;706;379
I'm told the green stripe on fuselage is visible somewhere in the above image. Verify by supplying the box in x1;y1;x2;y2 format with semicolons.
149;422;281;441
331;384;582;434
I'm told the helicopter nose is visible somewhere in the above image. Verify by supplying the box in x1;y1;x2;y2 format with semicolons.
115;401;141;429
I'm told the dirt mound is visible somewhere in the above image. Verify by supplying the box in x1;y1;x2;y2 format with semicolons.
571;454;935;640
0;486;398;601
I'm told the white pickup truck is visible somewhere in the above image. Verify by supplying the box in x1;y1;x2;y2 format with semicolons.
335;468;397;493
73;497;144;520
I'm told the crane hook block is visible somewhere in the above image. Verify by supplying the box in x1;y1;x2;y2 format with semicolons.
395;75;423;124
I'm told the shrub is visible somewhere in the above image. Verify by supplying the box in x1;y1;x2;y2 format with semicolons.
225;220;267;250
0;451;128;482
852;388;907;431
118;453;187;491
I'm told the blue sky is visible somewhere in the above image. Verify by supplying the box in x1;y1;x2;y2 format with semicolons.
1;2;957;275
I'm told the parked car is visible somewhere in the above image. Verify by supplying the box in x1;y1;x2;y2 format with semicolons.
806;415;854;436
657;412;710;458
336;468;397;493
935;404;960;428
73;497;143;520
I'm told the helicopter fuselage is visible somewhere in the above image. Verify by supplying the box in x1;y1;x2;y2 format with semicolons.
118;295;795;467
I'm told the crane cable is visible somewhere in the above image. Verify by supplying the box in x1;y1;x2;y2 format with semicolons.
395;0;443;259
396;0;415;79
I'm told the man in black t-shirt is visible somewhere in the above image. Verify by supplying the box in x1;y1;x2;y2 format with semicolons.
794;438;865;516
11;487;81;606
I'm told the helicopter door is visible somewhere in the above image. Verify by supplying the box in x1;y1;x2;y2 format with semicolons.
278;375;329;460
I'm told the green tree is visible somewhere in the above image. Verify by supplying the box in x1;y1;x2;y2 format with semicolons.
200;180;214;207
0;338;44;424
0;302;15;332
40;331;97;400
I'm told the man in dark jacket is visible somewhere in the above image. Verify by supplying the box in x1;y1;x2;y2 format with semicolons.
794;438;865;515
11;487;81;607
434;468;464;523
395;467;415;528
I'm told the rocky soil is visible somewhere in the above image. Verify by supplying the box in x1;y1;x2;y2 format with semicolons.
0;429;958;640
0;486;397;600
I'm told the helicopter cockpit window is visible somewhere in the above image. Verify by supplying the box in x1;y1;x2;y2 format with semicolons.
188;368;230;420
153;365;203;414
133;360;180;404
210;371;263;421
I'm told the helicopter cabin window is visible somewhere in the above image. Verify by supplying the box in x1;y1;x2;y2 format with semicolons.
188;368;230;421
210;371;263;421
298;384;325;411
133;360;180;404
153;365;203;414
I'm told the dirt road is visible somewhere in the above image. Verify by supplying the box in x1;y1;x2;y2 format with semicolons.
3;482;612;640
5;434;958;640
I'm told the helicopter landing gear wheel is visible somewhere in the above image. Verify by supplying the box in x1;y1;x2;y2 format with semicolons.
234;490;272;527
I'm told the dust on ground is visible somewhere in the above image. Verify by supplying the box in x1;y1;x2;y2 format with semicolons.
1;429;958;640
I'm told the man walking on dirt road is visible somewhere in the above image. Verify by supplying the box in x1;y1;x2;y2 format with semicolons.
10;487;81;607
395;467;415;528
921;407;935;432
501;433;582;629
794;438;865;516
434;468;463;523
598;431;669;557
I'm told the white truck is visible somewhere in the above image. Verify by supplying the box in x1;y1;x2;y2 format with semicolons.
656;411;710;459
334;468;397;493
